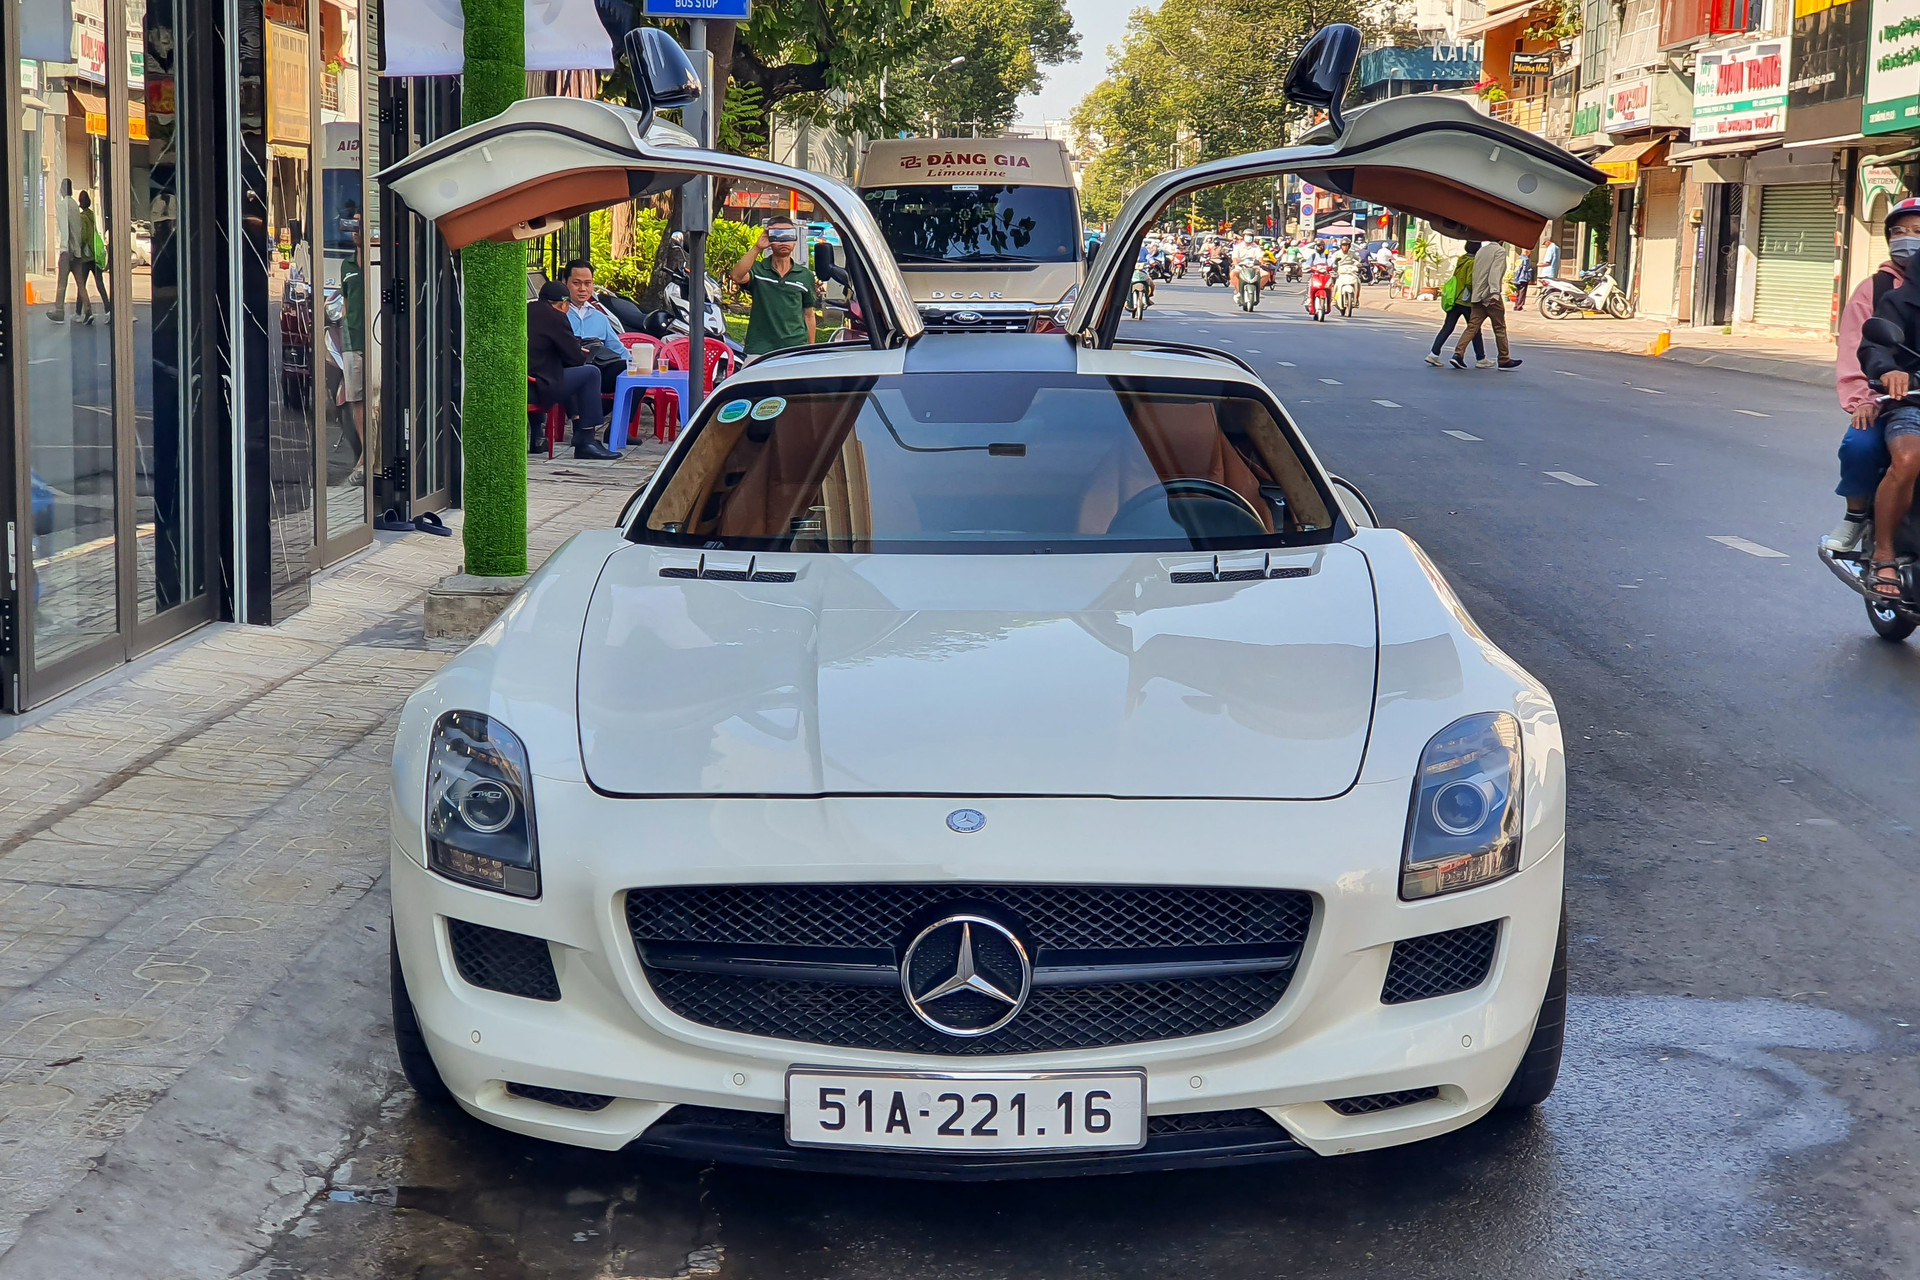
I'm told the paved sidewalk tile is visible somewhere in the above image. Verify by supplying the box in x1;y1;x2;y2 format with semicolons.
0;462;646;1252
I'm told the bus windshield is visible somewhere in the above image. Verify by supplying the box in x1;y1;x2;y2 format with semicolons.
860;184;1080;264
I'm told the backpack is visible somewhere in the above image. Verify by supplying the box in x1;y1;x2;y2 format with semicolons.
1440;274;1460;310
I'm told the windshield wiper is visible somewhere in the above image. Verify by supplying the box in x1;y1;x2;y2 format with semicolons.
948;252;1030;263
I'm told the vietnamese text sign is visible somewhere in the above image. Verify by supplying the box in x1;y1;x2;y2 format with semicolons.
643;0;753;15
1606;75;1654;132
1574;85;1604;136
1865;0;1920;133
267;22;310;145
1693;36;1790;141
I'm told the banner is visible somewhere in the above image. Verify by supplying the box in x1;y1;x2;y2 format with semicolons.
383;0;614;76
1865;0;1920;133
1693;36;1791;141
1606;75;1654;132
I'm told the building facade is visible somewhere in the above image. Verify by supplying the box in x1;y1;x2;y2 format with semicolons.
3;0;461;712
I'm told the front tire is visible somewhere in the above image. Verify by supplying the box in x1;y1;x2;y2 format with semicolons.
1868;597;1918;641
1497;906;1567;1109
1605;292;1632;319
392;923;452;1101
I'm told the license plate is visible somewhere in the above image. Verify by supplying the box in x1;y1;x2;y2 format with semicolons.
785;1068;1147;1153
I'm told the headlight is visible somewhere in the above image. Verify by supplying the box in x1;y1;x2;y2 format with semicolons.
425;711;540;898
1050;285;1079;326
1400;712;1522;901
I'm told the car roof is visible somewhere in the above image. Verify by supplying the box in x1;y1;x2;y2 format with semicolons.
716;335;1263;392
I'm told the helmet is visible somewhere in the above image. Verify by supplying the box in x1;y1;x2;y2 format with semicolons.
1889;196;1920;229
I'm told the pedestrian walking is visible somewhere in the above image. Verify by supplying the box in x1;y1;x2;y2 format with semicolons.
45;179;86;323
1454;238;1523;370
73;191;110;322
1510;247;1536;309
1541;237;1561;281
1424;241;1487;367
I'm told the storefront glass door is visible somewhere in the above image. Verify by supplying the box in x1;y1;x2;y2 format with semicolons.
6;0;214;709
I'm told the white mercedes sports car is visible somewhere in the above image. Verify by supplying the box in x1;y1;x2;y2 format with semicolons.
381;28;1598;1177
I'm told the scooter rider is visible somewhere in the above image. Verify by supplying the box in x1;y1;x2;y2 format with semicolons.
1334;243;1361;309
1826;199;1920;556
1853;205;1920;601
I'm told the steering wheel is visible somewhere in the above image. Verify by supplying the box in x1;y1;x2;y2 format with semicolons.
1106;478;1269;539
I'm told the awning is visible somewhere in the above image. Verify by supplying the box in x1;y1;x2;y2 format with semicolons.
1459;0;1550;38
1667;139;1764;163
1593;138;1666;184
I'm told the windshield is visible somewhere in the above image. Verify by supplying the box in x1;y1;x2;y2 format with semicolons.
859;185;1080;264
634;374;1336;554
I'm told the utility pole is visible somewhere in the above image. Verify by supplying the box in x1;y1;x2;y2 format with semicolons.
685;20;714;412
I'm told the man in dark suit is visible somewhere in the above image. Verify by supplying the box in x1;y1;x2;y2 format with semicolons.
529;280;616;459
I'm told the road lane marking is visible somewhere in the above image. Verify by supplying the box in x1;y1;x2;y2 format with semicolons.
1278;361;1296;367
1443;430;1482;441
1546;470;1597;486
1320;378;1342;385
1634;387;1664;395
1733;409;1769;417
1373;399;1401;407
1708;535;1788;558
1554;370;1582;377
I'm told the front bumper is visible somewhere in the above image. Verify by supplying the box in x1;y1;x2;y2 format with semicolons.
391;783;1564;1171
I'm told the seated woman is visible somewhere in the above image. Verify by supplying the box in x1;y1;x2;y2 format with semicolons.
529;280;616;460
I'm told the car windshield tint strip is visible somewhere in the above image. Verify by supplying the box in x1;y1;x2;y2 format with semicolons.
633;375;1338;555
861;185;1079;264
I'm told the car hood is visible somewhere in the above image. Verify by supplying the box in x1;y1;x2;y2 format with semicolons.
576;545;1378;799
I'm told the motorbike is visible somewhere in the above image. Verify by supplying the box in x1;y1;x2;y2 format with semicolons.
1204;257;1231;287
643;267;746;359
1334;267;1359;317
1537;262;1631;319
1234;258;1263;312
1173;249;1188;278
1819;318;1920;642
1306;262;1332;321
1130;266;1151;319
1147;255;1173;283
1283;259;1303;283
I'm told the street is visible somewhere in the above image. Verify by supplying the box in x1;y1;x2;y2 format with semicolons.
3;279;1909;1280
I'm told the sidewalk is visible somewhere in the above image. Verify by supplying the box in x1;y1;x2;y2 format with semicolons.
1366;293;1839;390
0;453;649;1256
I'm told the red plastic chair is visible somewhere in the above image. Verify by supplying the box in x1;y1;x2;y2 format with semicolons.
616;333;674;443
528;376;563;459
655;336;740;442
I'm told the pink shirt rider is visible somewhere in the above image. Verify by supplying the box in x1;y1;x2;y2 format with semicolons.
1838;260;1904;417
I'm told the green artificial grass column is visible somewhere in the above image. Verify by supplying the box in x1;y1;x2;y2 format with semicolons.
460;0;528;577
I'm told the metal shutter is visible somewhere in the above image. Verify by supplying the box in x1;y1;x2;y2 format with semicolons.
1639;168;1684;318
1753;183;1837;330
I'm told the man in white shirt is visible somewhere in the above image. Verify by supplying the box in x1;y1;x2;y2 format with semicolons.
46;179;87;323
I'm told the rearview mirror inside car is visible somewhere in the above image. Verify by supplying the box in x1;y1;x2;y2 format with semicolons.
624;27;703;126
1283;24;1362;133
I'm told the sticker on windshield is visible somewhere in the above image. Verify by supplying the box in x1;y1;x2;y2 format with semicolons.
750;397;788;421
716;399;752;424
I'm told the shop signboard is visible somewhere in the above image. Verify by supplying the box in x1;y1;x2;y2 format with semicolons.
1692;36;1791;141
1573;85;1604;136
1511;51;1554;75
266;22;311;145
1789;0;1868;109
1865;0;1920;132
1606;74;1656;131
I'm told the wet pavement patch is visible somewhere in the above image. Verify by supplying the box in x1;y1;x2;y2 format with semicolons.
250;994;1879;1280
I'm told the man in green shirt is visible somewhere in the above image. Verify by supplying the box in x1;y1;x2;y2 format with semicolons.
730;215;817;356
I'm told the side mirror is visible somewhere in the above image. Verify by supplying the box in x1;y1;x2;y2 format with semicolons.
623;27;703;128
1863;316;1906;348
1283;24;1362;135
813;240;836;276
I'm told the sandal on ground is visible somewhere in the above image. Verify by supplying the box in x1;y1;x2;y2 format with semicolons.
1866;560;1904;601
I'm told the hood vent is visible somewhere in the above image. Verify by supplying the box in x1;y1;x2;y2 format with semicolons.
659;554;797;584
1169;553;1314;584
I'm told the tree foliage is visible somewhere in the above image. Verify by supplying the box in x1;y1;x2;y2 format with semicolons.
914;0;1080;135
1071;0;1379;225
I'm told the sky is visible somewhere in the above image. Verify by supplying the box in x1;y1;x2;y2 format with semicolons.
1015;0;1151;126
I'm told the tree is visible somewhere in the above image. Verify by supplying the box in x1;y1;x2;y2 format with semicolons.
1071;0;1377;225
461;0;527;577
914;0;1079;135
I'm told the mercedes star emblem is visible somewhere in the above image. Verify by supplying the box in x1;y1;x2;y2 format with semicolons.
946;808;986;833
900;914;1032;1036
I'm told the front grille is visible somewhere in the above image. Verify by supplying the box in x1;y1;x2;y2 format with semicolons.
448;919;560;1001
1381;921;1499;1005
628;885;1313;1054
1148;1108;1285;1134
506;1083;614;1112
1327;1087;1440;1116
